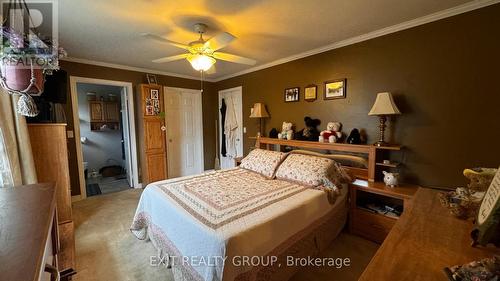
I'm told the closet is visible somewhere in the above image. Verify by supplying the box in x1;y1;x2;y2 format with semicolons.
137;84;167;184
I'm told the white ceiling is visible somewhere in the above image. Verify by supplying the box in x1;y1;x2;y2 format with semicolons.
59;0;485;81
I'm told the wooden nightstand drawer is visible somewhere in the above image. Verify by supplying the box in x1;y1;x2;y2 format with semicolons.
351;208;396;243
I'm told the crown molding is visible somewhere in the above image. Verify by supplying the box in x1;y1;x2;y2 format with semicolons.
213;0;500;82
61;57;217;82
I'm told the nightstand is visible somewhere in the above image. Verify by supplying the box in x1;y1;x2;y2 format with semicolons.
349;179;419;243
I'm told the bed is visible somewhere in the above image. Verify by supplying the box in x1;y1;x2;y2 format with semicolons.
131;144;362;281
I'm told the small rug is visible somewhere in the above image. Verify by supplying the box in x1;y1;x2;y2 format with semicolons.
86;183;102;197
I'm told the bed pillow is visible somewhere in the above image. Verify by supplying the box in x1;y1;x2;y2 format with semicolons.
275;153;352;189
289;150;368;169
239;149;287;178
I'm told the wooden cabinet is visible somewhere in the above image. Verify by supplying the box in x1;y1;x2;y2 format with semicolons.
349;179;418;243
138;84;167;185
89;101;104;121
89;101;120;131
105;102;120;121
28;124;76;279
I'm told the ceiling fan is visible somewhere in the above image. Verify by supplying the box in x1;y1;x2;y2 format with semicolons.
142;23;256;73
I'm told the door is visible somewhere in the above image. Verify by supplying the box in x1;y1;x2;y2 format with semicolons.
120;88;133;186
165;87;204;178
139;84;167;184
218;87;243;169
89;102;104;121
105;102;120;121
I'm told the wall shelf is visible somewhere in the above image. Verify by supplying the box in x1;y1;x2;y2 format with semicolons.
376;162;400;168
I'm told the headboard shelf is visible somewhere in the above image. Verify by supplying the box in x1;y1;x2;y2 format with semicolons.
255;137;402;182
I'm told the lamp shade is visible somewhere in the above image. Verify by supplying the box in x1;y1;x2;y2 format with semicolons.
187;54;215;71
249;103;270;118
368;92;401;116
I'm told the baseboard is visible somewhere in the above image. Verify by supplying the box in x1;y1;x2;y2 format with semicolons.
134;183;143;189
71;195;83;202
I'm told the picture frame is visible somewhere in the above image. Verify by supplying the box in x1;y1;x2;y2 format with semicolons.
146;74;158;85
145;105;154;116
284;87;300;102
304;85;317;102
150;89;159;100
324;79;346;100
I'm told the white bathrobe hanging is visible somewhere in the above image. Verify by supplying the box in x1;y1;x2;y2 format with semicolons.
224;96;238;158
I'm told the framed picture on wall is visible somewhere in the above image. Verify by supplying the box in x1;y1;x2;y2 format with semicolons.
324;79;346;100
147;74;158;85
284;87;300;102
150;89;159;100
304;85;317;102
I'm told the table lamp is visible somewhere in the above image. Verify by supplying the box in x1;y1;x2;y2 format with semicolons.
249;103;270;137
368;92;401;146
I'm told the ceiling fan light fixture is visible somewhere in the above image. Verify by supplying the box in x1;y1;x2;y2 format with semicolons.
187;54;215;71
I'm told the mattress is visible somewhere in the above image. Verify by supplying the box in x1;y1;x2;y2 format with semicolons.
131;168;348;281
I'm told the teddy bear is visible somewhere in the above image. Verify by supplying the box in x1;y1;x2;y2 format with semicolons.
319;122;343;143
294;117;321;141
278;122;294;140
383;171;399;187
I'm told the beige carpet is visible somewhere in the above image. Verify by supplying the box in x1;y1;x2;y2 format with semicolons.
72;189;378;281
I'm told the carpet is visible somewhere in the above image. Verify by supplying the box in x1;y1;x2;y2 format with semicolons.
72;189;378;281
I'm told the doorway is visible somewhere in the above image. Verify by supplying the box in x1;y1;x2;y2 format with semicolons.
218;86;243;169
164;87;204;178
70;77;139;199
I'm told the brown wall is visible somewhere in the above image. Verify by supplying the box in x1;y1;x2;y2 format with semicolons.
216;5;500;188
60;61;218;195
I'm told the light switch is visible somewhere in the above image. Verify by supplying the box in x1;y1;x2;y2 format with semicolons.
67;130;74;138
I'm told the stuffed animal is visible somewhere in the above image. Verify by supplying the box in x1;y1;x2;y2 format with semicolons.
319;122;343;143
294;117;321;141
346;128;361;144
269;128;279;138
278;122;294;140
383;171;399;187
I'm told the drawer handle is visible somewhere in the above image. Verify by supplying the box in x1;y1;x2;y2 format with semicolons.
45;263;60;281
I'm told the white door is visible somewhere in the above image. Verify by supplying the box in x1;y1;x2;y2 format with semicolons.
165;87;204;178
120;87;133;186
218;87;243;169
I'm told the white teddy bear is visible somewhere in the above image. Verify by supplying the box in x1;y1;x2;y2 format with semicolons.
319;122;343;143
278;122;294;140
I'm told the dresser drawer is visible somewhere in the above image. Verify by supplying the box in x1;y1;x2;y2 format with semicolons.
351;208;396;243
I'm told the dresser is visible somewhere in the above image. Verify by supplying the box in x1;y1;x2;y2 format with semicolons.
0;183;59;281
28;123;76;279
359;188;500;280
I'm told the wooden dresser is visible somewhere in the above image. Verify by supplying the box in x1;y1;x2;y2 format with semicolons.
359;188;500;280
0;183;58;281
28;124;76;279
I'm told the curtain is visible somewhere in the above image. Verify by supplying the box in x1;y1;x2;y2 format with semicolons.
0;90;37;187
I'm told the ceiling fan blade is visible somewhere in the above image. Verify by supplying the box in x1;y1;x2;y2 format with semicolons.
141;33;189;50
205;64;216;74
152;53;189;63
204;32;236;51
213;52;256;65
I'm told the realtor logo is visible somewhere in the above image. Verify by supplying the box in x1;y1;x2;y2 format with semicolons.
1;0;58;68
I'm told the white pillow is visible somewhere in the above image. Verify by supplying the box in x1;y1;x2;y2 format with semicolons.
239;149;287;178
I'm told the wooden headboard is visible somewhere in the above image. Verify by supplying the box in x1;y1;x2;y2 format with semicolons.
255;137;400;182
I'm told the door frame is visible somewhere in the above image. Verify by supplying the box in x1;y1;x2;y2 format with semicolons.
164;86;205;176
70;76;140;201
218;86;243;169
